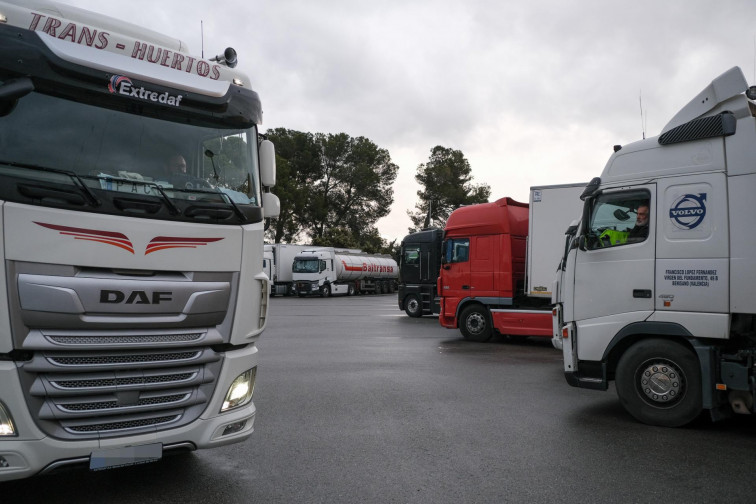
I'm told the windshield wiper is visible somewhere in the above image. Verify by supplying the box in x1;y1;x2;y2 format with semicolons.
148;183;180;215
218;191;247;222
2;161;101;207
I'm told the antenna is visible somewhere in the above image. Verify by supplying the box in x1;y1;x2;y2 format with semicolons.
201;20;204;59
639;90;647;140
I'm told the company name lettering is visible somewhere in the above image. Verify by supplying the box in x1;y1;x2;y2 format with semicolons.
29;13;222;80
117;80;183;106
363;264;395;273
670;209;704;217
100;290;172;305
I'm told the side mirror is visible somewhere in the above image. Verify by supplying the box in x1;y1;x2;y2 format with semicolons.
259;140;276;187
262;192;280;218
578;235;587;251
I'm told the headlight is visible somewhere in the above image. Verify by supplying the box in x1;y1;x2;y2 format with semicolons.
221;368;256;412
0;402;16;436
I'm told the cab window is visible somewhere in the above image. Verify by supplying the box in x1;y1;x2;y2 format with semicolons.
443;238;469;263
403;247;420;266
586;191;650;250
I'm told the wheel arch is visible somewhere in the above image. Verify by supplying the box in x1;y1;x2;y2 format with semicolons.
455;298;486;324
602;321;718;409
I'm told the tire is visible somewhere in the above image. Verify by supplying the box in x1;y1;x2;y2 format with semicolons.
459;305;492;342
347;284;355;296
320;284;331;298
404;295;423;318
615;339;702;427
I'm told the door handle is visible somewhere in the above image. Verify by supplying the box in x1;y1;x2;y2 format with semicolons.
462;285;470;290
633;289;652;298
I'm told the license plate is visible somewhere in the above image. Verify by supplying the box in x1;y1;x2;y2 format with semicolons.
89;443;162;471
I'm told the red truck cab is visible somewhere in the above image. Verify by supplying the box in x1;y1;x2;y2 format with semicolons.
438;197;552;342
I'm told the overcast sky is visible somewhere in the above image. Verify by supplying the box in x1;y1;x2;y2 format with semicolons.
55;0;756;242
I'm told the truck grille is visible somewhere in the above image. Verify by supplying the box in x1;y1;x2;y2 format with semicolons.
47;333;204;345
19;330;223;440
64;415;181;433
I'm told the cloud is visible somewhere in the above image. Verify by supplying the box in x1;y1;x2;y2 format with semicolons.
59;0;756;242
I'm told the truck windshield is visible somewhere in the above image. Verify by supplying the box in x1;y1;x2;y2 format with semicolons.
293;259;319;273
0;90;261;207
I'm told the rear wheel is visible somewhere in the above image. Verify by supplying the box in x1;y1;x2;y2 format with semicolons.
347;284;355;296
459;305;492;342
615;339;702;427
404;295;422;318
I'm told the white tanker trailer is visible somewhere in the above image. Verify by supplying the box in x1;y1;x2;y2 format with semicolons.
292;248;398;297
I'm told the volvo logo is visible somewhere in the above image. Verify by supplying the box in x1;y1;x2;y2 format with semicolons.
669;193;706;230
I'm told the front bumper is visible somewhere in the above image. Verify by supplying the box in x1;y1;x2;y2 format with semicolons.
0;344;258;481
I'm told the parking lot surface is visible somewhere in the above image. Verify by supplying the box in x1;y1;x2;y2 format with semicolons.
4;294;756;503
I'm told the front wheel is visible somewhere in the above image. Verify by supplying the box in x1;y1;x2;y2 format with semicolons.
459;305;492;342
615;339;702;427
320;284;331;298
404;295;422;318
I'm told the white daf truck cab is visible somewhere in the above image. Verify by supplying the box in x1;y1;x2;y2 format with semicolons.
0;0;278;480
557;66;756;427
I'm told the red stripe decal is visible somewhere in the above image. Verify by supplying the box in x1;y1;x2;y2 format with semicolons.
35;221;134;254
145;236;224;255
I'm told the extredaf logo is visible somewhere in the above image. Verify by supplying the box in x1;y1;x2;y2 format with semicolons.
108;75;183;107
669;193;707;230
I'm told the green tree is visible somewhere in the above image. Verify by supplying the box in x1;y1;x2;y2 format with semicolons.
263;128;321;243
408;146;491;231
307;133;398;243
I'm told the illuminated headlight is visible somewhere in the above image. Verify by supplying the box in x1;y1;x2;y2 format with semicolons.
0;14;6;24
221;368;256;412
0;402;16;436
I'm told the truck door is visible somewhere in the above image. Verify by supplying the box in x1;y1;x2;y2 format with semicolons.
441;237;471;297
401;245;421;284
471;235;494;295
655;173;729;324
572;186;656;339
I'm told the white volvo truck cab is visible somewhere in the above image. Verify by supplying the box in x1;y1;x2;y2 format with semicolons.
557;66;756;427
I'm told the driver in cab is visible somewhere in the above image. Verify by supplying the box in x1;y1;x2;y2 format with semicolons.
599;202;650;247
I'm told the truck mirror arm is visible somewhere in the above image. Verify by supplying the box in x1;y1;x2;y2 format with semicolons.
578;235;587;251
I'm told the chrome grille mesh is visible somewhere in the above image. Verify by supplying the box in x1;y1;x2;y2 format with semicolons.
51;372;195;389
20;335;221;440
48;333;204;345
49;351;200;366
64;415;180;433
58;393;189;412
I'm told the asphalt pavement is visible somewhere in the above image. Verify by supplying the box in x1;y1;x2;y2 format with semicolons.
3;294;756;503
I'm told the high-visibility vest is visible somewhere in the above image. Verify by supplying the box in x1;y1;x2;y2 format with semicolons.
599;229;629;246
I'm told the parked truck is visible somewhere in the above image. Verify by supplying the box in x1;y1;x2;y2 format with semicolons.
0;0;279;481
439;184;584;342
265;243;320;296
556;66;756;427
293;248;398;297
398;228;443;317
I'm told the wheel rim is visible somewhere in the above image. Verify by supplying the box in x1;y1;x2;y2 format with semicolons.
635;358;685;407
407;298;419;313
465;312;486;335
